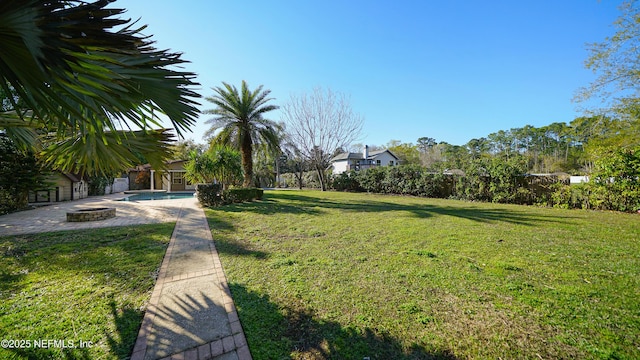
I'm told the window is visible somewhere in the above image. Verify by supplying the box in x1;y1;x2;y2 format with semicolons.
376;160;381;166
389;161;394;166
172;172;183;184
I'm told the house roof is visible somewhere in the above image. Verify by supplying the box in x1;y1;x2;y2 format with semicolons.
127;160;188;172
62;172;87;182
166;159;187;164
370;149;399;160
331;152;364;161
331;149;400;162
127;164;152;172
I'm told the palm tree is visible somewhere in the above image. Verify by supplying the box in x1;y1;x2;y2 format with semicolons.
205;81;279;187
0;0;200;175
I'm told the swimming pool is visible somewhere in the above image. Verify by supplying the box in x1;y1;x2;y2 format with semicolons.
118;192;195;201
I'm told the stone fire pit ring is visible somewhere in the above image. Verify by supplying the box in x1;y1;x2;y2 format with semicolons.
67;207;116;222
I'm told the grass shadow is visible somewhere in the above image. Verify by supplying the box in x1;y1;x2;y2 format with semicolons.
217;196;325;216
0;224;175;359
8;346;93;360
230;283;459;360
230;191;575;226
206;210;269;260
105;300;144;359
215;238;269;259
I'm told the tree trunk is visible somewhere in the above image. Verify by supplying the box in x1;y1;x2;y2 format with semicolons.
241;132;253;188
316;164;327;191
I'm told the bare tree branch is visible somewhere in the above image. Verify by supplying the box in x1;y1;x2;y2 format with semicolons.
281;87;364;190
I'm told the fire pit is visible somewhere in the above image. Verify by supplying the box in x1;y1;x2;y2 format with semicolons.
66;207;116;222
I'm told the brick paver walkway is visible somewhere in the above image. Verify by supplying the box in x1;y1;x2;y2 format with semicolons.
131;200;251;360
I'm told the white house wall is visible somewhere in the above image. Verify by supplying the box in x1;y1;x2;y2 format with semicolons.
372;152;398;166
108;178;129;193
332;160;350;174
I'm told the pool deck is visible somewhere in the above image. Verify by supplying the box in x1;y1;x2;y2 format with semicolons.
1;193;184;236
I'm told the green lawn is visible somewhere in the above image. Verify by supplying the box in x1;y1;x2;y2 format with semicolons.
207;190;640;360
0;223;174;360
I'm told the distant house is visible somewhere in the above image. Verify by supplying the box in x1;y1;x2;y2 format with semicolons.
128;160;196;192
570;176;590;184
331;146;400;174
28;172;89;204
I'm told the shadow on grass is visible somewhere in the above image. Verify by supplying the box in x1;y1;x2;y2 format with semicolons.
106;301;145;359
7;346;93;360
230;283;458;360
0;224;175;359
215;238;269;259
221;191;572;226
206;211;269;260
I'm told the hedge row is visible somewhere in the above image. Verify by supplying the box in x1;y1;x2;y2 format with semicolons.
547;182;640;212
196;184;263;207
331;162;533;204
332;163;640;212
332;165;453;198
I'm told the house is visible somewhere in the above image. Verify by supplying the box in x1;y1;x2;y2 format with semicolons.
28;172;89;203
570;176;590;184
129;160;196;192
331;146;400;174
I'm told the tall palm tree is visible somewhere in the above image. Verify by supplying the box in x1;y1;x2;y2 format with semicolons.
205;81;279;187
0;0;200;175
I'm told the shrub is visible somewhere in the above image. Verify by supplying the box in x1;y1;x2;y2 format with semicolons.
0;135;49;213
0;189;20;215
332;165;453;198
222;188;264;204
330;171;362;192
197;184;263;207
356;166;386;193
550;183;572;209
280;170;329;189
196;183;223;207
88;175;112;196
589;146;640;212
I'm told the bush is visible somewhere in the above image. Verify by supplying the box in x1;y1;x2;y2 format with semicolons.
331;165;453;198
0;135;50;213
355;166;386;193
546;147;640;212
196;183;223;207
590;146;640;212
280;170;330;189
88;176;112;196
196;184;263;207
331;171;363;192
0;189;20;215
222;188;264;204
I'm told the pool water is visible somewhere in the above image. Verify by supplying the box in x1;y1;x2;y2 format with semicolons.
118;192;195;201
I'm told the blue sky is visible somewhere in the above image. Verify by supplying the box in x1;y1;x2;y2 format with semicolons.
115;0;623;146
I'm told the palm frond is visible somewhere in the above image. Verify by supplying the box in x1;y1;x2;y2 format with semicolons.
40;129;175;176
0;0;200;138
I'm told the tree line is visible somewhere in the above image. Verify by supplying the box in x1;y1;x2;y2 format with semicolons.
361;115;632;176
